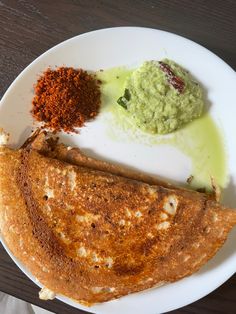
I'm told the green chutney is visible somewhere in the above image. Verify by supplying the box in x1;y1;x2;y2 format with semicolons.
117;59;204;134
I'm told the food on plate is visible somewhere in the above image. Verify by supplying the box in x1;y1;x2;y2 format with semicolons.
117;59;204;134
31;67;101;133
0;131;235;305
25;129;174;190
25;130;217;199
97;68;227;192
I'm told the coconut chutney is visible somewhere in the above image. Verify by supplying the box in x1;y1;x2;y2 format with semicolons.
117;59;204;134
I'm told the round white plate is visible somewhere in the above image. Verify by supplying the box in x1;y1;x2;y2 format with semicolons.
0;27;236;314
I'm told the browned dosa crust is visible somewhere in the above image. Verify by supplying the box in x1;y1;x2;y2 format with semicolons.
0;144;236;305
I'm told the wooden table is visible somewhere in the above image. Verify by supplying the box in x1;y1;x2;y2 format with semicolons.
0;1;235;313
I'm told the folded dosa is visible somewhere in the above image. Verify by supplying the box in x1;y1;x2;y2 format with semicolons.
0;132;235;305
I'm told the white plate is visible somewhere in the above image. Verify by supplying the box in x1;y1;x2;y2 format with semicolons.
0;27;236;314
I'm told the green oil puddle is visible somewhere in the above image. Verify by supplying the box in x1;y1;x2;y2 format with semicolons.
96;67;227;191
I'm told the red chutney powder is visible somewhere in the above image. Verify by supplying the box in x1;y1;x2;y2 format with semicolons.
31;67;101;132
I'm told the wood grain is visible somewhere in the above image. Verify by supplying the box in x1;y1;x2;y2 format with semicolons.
0;0;235;313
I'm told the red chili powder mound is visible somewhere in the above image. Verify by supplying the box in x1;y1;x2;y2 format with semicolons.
31;67;101;133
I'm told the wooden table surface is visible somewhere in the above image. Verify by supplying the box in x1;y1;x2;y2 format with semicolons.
0;1;235;313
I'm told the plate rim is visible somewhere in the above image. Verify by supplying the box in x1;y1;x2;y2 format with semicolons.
0;26;235;314
1;26;235;106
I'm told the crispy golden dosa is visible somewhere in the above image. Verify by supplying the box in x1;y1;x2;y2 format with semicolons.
0;137;236;305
